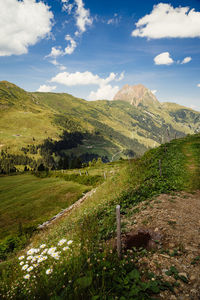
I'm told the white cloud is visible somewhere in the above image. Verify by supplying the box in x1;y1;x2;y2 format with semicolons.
154;52;174;65
51;71;124;86
107;13;121;26
47;46;63;58
37;85;57;92
88;84;119;100
47;35;76;58
59;65;67;71
132;3;200;39
197;83;200;87
62;0;73;14
151;90;157;95
74;0;93;34
181;56;192;64
0;0;53;56
64;35;77;54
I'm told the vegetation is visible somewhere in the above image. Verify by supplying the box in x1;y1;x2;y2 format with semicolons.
0;134;199;299
0;81;199;169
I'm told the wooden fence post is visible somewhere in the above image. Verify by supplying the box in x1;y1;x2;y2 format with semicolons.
116;205;121;259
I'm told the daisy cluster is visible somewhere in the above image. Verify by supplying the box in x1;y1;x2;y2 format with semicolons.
18;239;73;280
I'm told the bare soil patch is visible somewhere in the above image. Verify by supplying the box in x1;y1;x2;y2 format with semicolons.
122;190;200;300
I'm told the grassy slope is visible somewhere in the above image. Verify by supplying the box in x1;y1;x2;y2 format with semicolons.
0;81;200;160
1;134;199;299
0;174;90;240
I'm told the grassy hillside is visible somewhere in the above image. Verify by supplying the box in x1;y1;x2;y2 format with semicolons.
0;81;199;167
0;134;199;299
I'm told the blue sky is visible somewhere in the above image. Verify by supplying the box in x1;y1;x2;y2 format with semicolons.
0;0;200;110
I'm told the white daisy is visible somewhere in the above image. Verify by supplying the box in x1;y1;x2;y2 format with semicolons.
27;266;33;272
58;239;67;246
24;274;30;280
18;256;24;260
40;244;46;249
22;264;28;270
67;240;73;245
46;268;53;275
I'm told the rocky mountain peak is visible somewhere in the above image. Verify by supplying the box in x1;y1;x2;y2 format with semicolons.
113;84;160;107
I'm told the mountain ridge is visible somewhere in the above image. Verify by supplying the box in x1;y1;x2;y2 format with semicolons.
0;80;199;170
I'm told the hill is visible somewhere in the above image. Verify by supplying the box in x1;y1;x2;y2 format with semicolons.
0;133;199;299
0;81;200;173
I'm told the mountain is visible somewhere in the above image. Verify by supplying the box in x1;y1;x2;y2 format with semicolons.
0;81;200;171
113;84;160;107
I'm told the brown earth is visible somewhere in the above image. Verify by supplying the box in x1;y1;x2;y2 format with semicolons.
122;190;200;300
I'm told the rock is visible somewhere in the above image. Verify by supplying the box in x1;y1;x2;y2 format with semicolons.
190;275;196;282
178;272;188;279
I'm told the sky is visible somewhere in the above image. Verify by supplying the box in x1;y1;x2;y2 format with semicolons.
0;0;200;110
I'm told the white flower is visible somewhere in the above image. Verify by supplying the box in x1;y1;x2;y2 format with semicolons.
24;274;30;280
27;266;33;272
27;248;36;255
63;246;69;251
18;256;24;260
31;257;37;262
40;244;46;249
22;264;28;270
27;256;33;260
58;239;67;246
47;247;57;255
51;252;60;260
46;268;53;275
20;261;24;265
34;248;40;253
67;240;73;245
33;264;38;268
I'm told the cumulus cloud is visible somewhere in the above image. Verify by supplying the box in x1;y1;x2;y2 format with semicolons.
47;35;77;58
51;71;124;86
61;0;73;14
64;35;77;54
0;0;53;56
88;85;119;100
154;52;174;65
37;85;57;92
151;90;157;95
181;56;192;64
74;0;93;34
132;3;200;39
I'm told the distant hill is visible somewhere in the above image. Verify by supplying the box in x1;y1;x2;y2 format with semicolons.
0;80;199;171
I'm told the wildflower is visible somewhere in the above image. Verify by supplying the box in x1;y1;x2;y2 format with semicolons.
20;261;24;266
46;268;53;275
40;244;46;249
51;253;60;260
63;246;69;251
48;247;57;255
67;240;73;245
31;257;37;262
33;264;38;268
27;256;33;260
24;274;30;280
27;266;33;272
22;264;28;270
27;248;36;255
18;256;24;260
58;239;67;246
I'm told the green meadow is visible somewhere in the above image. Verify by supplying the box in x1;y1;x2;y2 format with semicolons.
0;174;90;240
0;134;199;299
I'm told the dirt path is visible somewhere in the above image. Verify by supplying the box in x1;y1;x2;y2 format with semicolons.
38;188;96;229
